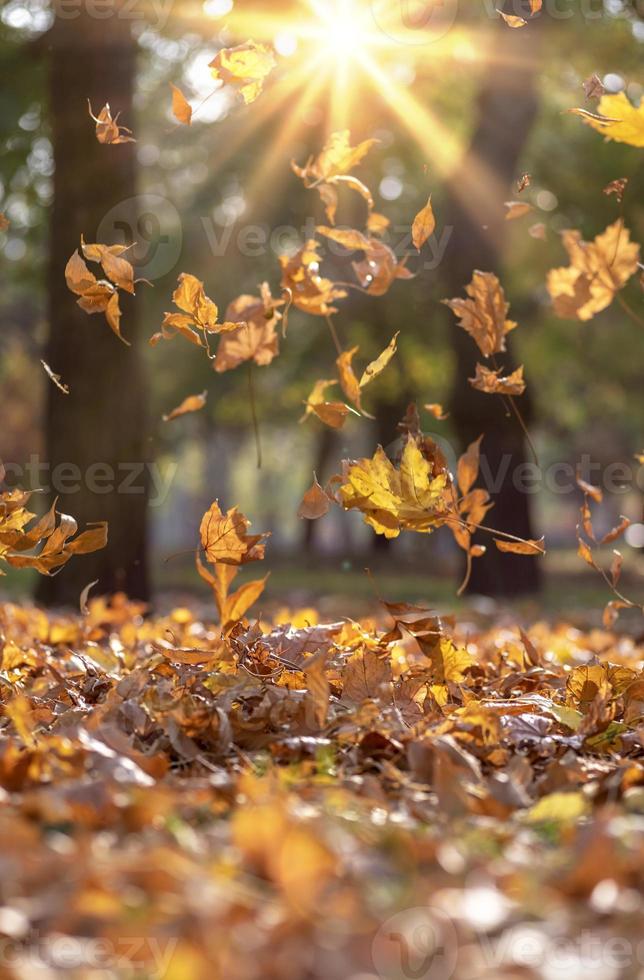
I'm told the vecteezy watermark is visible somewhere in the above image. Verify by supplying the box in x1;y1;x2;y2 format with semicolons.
1;457;178;509
372;906;459;980
0;932;178;976
97;195;183;283
201;215;454;271
372;905;644;979
52;0;175;31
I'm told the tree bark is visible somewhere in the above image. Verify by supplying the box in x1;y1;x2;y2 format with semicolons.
444;9;543;596
37;13;150;605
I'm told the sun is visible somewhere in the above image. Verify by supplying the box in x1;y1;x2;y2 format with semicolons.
305;0;378;60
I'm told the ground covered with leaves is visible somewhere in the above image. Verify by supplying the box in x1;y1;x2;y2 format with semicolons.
0;595;642;979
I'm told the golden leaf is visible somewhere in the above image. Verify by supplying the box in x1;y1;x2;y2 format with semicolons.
298;478;330;520
215;284;282;372
443;271;517;357
162;391;207;423
494;537;546;556
200;500;269;566
571;91;644;147
209;41;276;105
470;363;526;396
88;101;135;144
504;201;534;221
412;196;436;251
170;84;192;125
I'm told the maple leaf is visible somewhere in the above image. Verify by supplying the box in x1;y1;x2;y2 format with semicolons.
214;283;282;373
292;131;380;226
200;500;269;566
88;101;135;144
570;92;644;147
412;196;436;251
209;41;276;105
279;241;347;316
338;437;449;539
196;553;267;627
162;391;207;423
443;271;517;357
547;220;640;321
470;363;526;396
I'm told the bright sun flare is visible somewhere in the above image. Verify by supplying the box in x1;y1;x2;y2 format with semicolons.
307;0;376;59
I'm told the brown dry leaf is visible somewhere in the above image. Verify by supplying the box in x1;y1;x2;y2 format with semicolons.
170;84;192;125
412;196;436;251
505;201;534;221
215;283;282;372
81;236;135;294
0;213;9;232
209;41;276;105
529;0;542;12
162;391;207;423
199;500;269;566
583;73;605;100
303;650;330;727
470;363;526;396
517;173;531;193
498;10;527;27
88;101;135;144
494;537;546;556
547;220;640;321
424;403;449;421
155;273;241;352
64;249;130;345
529;222;547;240
40;360;70;395
336;347;363;412
443;271;517;357
298;478;330;520
196;554;267;627
311;402;354;430
316;226;370;251
342;650;392;703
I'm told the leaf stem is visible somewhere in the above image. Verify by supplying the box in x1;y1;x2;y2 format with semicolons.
247;363;262;470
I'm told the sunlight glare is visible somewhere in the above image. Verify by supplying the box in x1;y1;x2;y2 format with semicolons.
308;0;375;60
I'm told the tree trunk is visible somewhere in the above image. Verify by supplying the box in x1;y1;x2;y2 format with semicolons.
37;14;149;605
443;9;543;597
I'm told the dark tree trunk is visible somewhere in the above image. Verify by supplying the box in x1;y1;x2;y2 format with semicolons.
37;14;149;605
443;9;543;597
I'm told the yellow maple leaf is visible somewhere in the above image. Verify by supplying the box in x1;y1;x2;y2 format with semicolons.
571;91;644;148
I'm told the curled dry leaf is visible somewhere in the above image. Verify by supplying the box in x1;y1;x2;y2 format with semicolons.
529;222;547;240
0;213;9;232
517;174;532;193
209;41;276;105
40;360;70;395
583;73;605;100
470;363;526;396
603;178;628;203
170;83;192;125
162;391;207;423
88;101;135;144
494;537;546;556
444;271;517;358
297;478;331;520
65;247;129;345
292;130;379;225
153;273;241;352
200;500;269;566
412;196;436;251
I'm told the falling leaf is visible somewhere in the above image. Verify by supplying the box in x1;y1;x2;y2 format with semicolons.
457;435;483;496
412;196;436;251
359;333;400;389
40;360;70;395
170;83;192;125
505;201;534;221
162;391;207;423
352;239;413;297
424;403;449;421
297;478;330;520
498;10;527;28
570;92;644;147
547;220;640;321
200;500;269;566
529;222;547;240
88;101;135;144
209;41;276;105
279;241;347;316
64;248;130;345
583;73;605;100
517;173;531;193
443;271;517;357
154;273;242;352
470;363;526;396
603;177;628;203
494;537;546;556
215;283;283;372
0;213;9;232
529;0;542;12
